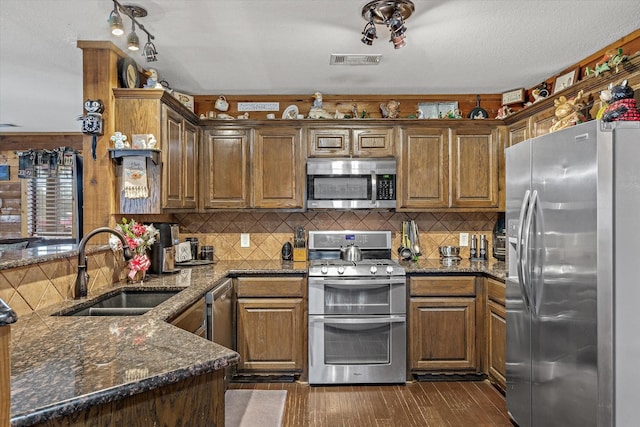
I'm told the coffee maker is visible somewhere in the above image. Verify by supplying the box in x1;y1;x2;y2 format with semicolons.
492;213;506;261
149;223;180;274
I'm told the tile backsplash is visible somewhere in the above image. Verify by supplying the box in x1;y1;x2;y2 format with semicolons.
174;211;499;261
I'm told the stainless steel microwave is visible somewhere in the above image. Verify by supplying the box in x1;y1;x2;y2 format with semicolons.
306;158;397;209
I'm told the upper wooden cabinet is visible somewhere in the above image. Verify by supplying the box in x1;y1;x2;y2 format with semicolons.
307;126;395;157
398;123;500;211
162;105;199;209
201;128;250;209
450;126;499;208
253;126;304;208
113;89;199;213
201;125;304;209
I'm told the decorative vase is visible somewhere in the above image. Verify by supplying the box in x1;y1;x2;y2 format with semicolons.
127;268;147;284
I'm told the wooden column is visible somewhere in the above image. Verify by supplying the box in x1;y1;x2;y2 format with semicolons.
76;41;128;239
1;299;18;427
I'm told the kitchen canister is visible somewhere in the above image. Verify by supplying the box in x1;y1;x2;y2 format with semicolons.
200;245;214;261
185;237;198;261
214;96;229;112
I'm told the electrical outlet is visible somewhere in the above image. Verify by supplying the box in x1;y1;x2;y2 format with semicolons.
240;233;250;248
459;232;469;247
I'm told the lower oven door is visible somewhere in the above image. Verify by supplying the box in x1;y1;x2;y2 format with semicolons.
308;315;406;385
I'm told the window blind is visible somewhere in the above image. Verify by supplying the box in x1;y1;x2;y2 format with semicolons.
25;157;78;238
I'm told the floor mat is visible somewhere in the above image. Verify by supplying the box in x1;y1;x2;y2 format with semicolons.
225;389;287;427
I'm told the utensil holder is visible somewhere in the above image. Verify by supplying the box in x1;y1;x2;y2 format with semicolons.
293;248;307;262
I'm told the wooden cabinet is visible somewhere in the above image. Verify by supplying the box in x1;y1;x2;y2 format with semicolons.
398;124;499;210
307;126;395;157
170;297;206;338
253;127;304;208
398;127;449;209
201;128;250;208
201;126;304;209
531;109;556;137
486;278;506;391
113;89;199;213
235;276;306;374
506;118;530;147
162;106;199;209
409;276;477;372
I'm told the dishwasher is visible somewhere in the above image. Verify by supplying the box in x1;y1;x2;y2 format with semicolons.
205;278;235;385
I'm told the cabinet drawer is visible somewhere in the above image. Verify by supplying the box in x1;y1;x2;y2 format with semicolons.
487;278;505;305
170;297;206;336
410;276;476;296
236;276;306;298
308;129;350;156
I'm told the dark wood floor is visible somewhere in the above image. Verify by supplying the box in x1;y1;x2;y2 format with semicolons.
229;381;513;427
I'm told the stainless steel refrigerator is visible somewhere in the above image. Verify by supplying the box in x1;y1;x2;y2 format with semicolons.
505;120;640;427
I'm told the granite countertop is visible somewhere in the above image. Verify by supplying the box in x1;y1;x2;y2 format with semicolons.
8;254;504;426
9;259;307;427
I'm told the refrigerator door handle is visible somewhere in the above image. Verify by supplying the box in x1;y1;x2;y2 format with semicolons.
523;189;538;314
516;190;531;311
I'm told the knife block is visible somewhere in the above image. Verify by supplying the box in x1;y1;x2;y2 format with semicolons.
293;247;307;262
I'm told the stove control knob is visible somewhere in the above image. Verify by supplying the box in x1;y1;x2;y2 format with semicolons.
386;266;394;275
321;266;328;275
337;266;345;275
370;266;378;274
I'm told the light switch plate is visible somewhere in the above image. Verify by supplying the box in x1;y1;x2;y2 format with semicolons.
240;233;250;248
459;233;469;247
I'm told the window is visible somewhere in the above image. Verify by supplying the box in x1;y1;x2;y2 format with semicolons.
20;149;83;241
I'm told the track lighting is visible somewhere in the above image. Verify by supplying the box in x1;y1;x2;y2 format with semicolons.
361;0;414;49
108;1;124;36
108;0;159;62
127;20;139;51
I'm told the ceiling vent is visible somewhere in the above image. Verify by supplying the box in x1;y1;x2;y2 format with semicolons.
330;54;382;65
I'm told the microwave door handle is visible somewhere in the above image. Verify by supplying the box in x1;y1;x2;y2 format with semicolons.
371;171;377;205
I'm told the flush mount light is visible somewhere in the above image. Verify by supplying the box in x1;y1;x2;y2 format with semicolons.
361;0;414;49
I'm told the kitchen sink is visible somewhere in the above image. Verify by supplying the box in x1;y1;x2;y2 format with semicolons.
54;289;181;316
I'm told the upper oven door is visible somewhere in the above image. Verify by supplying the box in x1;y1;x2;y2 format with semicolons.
306;158;396;209
309;276;406;315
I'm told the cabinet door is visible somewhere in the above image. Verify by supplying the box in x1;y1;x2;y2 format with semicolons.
170;297;206;337
450;127;499;208
398;127;449;209
201;129;250;208
507;118;530;147
352;127;395;157
182;121;198;209
162;106;184;208
253;127;303;208
236;298;304;372
487;299;506;391
409;297;476;371
307;128;350;157
531;109;556;137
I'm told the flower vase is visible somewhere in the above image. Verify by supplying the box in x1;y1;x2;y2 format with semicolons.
127;268;147;284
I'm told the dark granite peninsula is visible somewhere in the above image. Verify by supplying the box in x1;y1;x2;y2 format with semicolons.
8;260;306;427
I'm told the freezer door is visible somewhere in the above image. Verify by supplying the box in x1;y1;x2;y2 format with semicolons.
505;140;532;427
530;122;598;427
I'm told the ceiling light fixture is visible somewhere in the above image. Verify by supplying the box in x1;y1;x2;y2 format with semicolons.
108;1;158;61
361;0;414;49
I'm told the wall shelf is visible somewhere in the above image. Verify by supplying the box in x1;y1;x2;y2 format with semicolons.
108;148;161;165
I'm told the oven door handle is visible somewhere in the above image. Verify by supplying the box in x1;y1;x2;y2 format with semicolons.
309;315;406;325
317;278;406;287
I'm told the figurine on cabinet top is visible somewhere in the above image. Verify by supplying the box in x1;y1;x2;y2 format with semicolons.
601;79;640;122
549;90;588;133
308;92;334;119
143;69;163;89
380;100;400;119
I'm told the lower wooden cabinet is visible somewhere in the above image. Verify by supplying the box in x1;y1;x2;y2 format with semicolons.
409;276;477;372
235;276;306;374
486;278;506;390
169;297;206;338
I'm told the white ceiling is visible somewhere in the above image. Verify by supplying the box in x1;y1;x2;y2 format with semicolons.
1;0;639;133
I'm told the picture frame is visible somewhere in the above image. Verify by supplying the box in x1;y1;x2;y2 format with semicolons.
501;88;525;105
0;165;9;181
553;69;578;94
418;102;459;119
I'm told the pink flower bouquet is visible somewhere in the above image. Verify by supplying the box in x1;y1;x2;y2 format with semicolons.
109;218;159;280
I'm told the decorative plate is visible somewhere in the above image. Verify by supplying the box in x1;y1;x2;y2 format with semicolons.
118;56;139;89
282;105;299;119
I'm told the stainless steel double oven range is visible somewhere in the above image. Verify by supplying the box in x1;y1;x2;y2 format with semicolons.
307;230;406;385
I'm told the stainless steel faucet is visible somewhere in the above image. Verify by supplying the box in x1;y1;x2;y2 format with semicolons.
75;227;134;299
